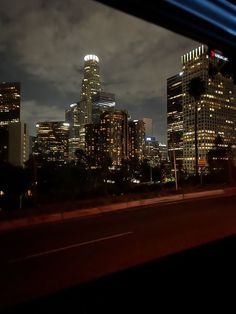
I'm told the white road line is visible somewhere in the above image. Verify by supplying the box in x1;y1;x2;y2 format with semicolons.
9;231;134;264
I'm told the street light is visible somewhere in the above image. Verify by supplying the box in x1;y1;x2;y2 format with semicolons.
173;148;178;190
170;133;178;191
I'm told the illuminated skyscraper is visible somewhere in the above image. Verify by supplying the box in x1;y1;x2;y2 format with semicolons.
8;122;29;166
77;55;102;150
144;137;161;167
80;54;101;124
66;56;114;157
85;110;128;167
92;91;115;123
142;118;153;137
167;73;183;170
181;45;236;174
128;120;145;161
65;103;81;159
0;82;29;166
33;121;70;163
0;82;20;127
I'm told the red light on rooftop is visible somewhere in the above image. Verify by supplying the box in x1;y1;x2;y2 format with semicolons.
211;50;215;57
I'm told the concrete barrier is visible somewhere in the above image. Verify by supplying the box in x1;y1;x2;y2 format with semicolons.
0;187;234;232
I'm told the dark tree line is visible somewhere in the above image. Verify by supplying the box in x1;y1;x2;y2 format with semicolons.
2;139;234;211
0;148;172;210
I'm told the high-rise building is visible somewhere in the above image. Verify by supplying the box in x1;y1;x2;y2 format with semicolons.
76;55;102;150
65;103;81;159
0;122;29;166
128;120;145;161
8;122;29;167
92;91;115;124
144;136;161;166
142;118;153;137
33;121;70;163
167;73;184;169
66;57;115;157
92;91;115;106
0;82;29;166
80;54;101;123
84;123;101;166
0;82;20;127
181;45;236;174
85;110;128;167
101;110;128;166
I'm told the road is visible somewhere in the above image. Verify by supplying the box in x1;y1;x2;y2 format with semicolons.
0;194;236;311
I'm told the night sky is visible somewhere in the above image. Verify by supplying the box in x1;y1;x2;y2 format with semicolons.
0;0;199;143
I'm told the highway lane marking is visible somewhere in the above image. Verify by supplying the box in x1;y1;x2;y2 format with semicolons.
9;231;134;264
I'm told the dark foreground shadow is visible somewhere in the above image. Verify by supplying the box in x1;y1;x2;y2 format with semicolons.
3;235;236;313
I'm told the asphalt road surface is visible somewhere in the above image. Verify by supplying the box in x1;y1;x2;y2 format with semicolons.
0;194;236;312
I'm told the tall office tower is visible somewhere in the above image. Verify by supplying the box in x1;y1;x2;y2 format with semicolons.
128;120;145;161
78;55;102;150
29;136;35;155
8;122;29;167
85;110;128;167
181;45;236;174
33;121;69;163
85;123;101;166
100;110;128;166
167;73;184;170
0;82;29;166
80;54;101;123
92;91;115;123
65;103;81;159
144;136;161;166
142;118;153;137
0;82;20;127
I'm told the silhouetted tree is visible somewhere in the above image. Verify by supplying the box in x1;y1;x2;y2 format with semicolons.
187;76;206;177
0;162;30;210
207;136;234;183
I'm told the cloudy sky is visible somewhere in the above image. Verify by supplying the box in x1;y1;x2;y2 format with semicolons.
0;0;199;143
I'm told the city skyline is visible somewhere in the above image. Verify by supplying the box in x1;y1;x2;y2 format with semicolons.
0;0;200;143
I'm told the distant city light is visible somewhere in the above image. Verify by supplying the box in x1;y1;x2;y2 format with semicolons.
179;71;184;76
26;190;32;197
0;191;4;196
36;124;39;127
146;137;156;141
131;179;140;184
63;123;70;126
104;179;115;184
70;103;77;108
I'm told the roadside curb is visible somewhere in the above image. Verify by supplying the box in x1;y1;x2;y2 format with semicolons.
0;188;235;232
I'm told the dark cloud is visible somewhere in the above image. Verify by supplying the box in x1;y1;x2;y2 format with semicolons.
0;0;199;141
